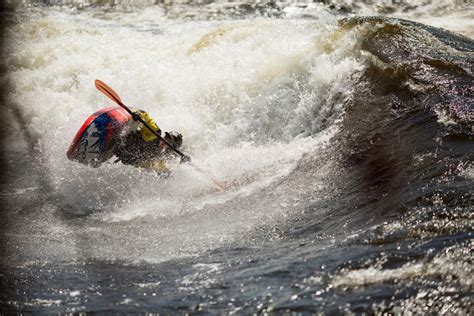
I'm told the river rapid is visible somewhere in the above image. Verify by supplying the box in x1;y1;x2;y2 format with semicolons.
0;0;472;314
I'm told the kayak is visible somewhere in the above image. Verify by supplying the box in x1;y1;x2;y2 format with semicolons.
67;106;132;167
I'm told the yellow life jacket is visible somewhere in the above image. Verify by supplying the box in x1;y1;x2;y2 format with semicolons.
136;110;161;141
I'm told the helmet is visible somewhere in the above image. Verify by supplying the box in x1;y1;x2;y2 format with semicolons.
164;131;183;149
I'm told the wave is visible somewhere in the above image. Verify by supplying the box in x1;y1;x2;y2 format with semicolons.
2;3;472;260
0;5;472;313
296;16;473;230
1;10;364;264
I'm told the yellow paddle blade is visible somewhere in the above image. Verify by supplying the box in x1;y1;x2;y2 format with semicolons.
94;79;122;104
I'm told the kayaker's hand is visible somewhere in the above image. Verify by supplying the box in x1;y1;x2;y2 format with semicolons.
180;154;192;164
132;111;141;121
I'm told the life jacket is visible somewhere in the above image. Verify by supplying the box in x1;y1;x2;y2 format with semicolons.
136;110;161;141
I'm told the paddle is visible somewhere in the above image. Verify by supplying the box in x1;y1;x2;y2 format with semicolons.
95;79;190;162
94;79;226;190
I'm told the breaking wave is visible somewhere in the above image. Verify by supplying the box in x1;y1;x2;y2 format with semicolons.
0;1;472;314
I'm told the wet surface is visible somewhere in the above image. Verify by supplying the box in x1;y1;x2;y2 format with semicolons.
1;2;473;314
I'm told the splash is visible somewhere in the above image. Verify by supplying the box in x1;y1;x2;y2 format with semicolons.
1;7;366;264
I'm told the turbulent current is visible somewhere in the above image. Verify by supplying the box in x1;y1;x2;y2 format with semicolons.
0;0;472;314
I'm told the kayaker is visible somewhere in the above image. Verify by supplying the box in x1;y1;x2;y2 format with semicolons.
113;109;185;174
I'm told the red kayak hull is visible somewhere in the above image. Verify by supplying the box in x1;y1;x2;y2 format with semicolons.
67;106;132;167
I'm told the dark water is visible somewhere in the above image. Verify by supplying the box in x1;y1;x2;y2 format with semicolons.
1;2;473;314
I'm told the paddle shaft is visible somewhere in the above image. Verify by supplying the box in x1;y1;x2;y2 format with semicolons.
95;79;226;190
95;80;188;159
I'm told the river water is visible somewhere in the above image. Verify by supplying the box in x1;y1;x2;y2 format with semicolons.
0;0;472;313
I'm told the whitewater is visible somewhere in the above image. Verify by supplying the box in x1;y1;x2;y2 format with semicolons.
1;0;472;314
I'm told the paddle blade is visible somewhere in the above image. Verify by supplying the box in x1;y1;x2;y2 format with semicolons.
190;163;227;191
211;177;227;191
95;79;122;104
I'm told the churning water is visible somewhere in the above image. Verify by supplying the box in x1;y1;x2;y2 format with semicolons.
0;0;472;314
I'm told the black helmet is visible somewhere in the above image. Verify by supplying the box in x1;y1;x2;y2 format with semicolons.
164;131;183;149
